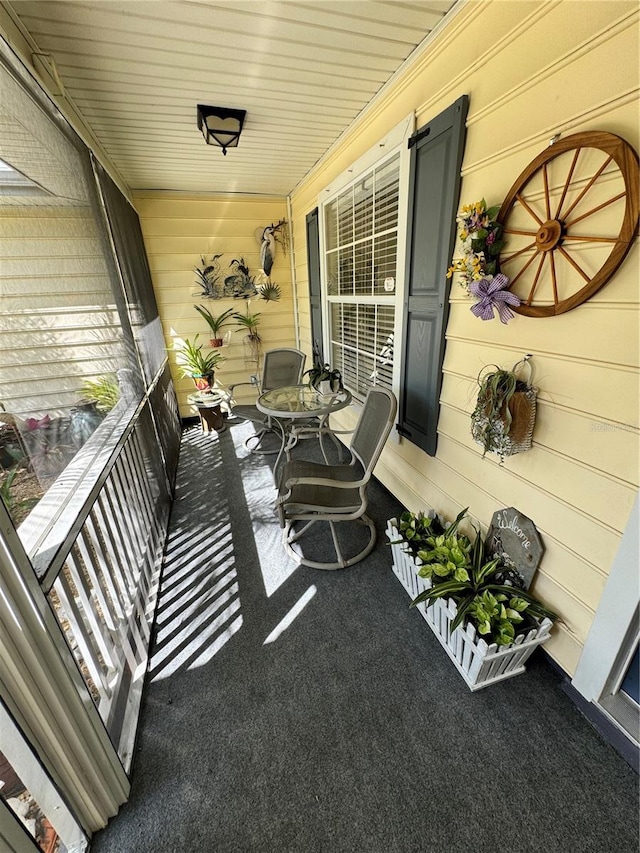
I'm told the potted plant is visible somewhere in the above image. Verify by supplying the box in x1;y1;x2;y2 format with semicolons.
410;527;556;646
193;254;224;299
387;507;468;600
470;355;537;461
80;375;120;413
194;305;235;347
401;507;472;583
388;509;441;557
386;510;557;689
304;361;342;395
174;334;225;392
233;305;262;367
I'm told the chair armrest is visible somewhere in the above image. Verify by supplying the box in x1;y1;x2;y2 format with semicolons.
228;381;256;395
227;382;259;408
290;426;354;439
279;471;366;494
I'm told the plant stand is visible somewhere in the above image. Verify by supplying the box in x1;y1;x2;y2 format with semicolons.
387;519;553;691
187;391;226;433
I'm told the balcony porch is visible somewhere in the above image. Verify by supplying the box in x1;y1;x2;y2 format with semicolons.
91;419;638;853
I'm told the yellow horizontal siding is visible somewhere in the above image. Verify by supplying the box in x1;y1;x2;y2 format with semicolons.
443;341;639;430
289;0;640;676
446;301;639;369
133;191;295;417
144;237;268;257
139;218;283;239
440;374;639;485
147;250;266;272
437;406;637;530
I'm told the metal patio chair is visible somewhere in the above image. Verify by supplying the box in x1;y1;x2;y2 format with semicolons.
276;387;397;570
228;347;306;453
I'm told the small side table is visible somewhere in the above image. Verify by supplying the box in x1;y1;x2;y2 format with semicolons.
187;391;226;433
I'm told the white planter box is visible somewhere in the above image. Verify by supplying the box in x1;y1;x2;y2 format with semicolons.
387;519;553;691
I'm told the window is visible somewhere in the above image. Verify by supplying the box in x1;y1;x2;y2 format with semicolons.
322;153;401;403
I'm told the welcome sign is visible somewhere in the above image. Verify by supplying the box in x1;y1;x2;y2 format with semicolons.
486;507;544;590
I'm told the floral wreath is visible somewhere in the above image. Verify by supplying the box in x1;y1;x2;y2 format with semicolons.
447;199;520;323
447;199;504;290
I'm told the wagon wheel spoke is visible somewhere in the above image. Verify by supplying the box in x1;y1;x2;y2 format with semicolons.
558;246;590;282
500;240;537;264
562;234;618;243
525;253;547;305
555;148;581;220
561;154;614;221
509;247;540;289
549;250;558;305
515;192;543;226
502;227;538;237
564;191;626;228
543;163;551;220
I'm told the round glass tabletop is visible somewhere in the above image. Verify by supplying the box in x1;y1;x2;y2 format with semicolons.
257;384;351;417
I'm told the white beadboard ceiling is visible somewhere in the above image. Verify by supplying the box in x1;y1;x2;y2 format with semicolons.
4;0;459;196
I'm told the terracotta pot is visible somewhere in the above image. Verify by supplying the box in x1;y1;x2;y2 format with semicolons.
209;338;224;348
192;372;215;392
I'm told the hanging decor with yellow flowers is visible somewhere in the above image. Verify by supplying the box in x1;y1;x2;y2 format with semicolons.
447;199;521;324
447;199;505;293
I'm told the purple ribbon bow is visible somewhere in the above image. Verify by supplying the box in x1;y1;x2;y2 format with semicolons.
469;274;520;324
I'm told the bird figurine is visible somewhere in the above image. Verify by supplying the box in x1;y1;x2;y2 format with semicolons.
260;225;276;276
257;219;287;276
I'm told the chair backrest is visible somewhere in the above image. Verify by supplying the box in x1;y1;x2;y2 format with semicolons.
350;387;397;475
260;348;306;392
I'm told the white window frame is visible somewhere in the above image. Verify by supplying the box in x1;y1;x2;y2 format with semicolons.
318;116;414;411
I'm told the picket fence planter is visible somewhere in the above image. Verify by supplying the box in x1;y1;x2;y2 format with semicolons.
387;519;553;691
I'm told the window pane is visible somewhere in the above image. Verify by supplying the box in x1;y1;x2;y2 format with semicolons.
374;232;398;294
337;188;354;246
323;153;399;402
338;246;354;295
371;306;395;387
375;155;400;233
324;199;338;252
326;251;339;295
330;301;395;404
354;240;373;294
358;304;376;352
354;175;373;242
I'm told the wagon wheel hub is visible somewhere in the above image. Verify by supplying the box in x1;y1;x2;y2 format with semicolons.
535;219;563;251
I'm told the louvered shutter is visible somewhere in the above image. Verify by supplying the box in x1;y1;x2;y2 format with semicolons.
397;95;469;456
306;209;323;360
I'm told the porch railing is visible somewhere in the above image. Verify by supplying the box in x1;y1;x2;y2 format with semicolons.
31;377;178;771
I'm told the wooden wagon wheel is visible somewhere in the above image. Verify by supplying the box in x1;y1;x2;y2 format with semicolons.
498;131;639;317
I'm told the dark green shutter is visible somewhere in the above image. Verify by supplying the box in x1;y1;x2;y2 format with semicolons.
397;95;469;456
306;208;323;362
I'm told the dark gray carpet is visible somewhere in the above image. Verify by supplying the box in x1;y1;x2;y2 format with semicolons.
91;419;639;853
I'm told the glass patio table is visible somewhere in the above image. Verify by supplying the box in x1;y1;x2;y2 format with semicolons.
256;384;352;481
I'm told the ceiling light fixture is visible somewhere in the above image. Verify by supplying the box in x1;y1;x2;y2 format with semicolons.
197;105;246;155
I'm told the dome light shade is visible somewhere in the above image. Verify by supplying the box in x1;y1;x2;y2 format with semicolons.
197;105;246;155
